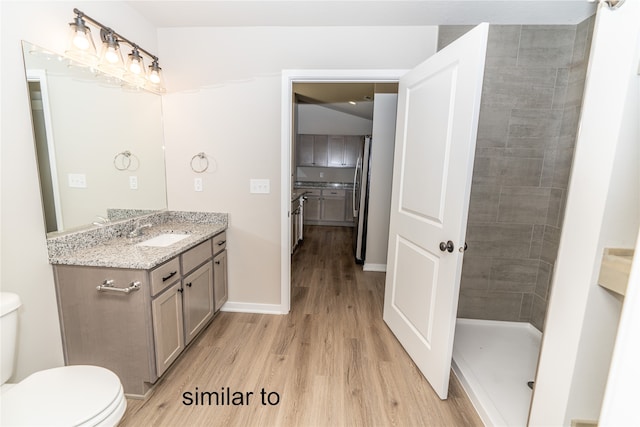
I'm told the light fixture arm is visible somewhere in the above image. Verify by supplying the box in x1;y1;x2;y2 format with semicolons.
73;8;159;63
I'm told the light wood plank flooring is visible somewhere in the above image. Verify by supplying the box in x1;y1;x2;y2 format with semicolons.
120;225;482;426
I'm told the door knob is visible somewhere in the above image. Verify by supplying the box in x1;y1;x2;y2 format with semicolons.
439;240;454;253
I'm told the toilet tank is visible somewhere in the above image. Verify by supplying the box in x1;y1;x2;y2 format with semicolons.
0;292;21;385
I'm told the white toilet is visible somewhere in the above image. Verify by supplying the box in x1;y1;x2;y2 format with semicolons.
1;292;127;426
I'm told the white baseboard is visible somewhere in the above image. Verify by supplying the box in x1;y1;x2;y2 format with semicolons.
363;263;387;272
220;301;287;315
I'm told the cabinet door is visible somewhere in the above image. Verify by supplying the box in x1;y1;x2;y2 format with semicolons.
297;135;314;166
328;136;346;167
312;135;328;166
322;197;346;222
152;282;185;377
213;250;228;312
304;195;321;221
183;261;214;345
344;136;363;167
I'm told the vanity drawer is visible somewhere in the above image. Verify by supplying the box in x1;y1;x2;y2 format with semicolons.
212;231;227;255
182;240;213;274
150;257;181;296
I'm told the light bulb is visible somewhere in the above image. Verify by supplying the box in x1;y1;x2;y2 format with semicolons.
105;48;119;64
149;70;161;84
129;60;142;74
73;32;90;50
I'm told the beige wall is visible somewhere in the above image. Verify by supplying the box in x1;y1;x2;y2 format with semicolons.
158;26;438;309
297;103;373;135
0;1;159;381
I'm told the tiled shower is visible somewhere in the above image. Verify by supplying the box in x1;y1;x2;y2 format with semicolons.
439;19;594;332
440;20;595;426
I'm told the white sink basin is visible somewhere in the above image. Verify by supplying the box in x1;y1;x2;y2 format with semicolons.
136;233;190;247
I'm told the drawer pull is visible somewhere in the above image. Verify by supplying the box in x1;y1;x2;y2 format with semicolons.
186;282;192;287
215;260;221;265
217;240;226;246
97;280;141;294
177;288;184;293
162;271;178;282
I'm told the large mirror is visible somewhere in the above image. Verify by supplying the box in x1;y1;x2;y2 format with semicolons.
22;41;167;235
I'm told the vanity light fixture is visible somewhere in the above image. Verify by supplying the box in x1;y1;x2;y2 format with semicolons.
99;31;125;75
66;11;97;62
66;8;165;92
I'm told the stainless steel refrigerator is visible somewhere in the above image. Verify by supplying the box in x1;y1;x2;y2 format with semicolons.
353;136;372;264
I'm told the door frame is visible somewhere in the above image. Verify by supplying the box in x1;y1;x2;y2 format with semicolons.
280;69;408;313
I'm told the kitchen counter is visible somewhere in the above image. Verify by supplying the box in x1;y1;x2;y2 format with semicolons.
294;181;354;190
47;211;227;269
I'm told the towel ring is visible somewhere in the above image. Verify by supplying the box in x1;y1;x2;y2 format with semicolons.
191;152;209;173
114;151;132;171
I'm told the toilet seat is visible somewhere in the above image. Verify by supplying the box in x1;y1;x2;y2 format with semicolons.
1;365;126;426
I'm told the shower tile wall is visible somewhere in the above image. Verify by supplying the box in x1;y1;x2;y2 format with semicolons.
439;19;594;331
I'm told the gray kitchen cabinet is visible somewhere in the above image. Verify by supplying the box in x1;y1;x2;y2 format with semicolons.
328;136;346;167
321;189;346;222
298;187;354;226
328;136;363;167
344;136;363;167
53;231;227;396
297;134;328;167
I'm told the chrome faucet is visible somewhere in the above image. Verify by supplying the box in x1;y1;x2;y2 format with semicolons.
128;221;153;238
92;216;110;227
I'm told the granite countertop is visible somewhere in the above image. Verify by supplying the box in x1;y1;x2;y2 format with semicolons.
294;181;354;190
47;211;227;270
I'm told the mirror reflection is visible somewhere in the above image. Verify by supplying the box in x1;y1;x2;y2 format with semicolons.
22;41;168;234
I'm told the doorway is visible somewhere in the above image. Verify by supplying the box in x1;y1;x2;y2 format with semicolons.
280;70;406;314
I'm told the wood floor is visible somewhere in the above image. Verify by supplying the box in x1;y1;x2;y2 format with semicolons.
120;225;482;426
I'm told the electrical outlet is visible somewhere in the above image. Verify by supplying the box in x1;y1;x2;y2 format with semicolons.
68;173;87;188
319;172;324;178
129;176;138;190
250;179;270;194
194;177;203;192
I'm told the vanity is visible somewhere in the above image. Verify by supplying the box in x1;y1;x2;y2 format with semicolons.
47;210;228;397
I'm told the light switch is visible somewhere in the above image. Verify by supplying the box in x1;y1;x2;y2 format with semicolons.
194;178;203;192
250;179;270;194
68;173;87;188
129;176;138;190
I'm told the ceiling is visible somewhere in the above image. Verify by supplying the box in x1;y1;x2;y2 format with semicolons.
294;83;399;120
127;1;596;27
125;0;597;120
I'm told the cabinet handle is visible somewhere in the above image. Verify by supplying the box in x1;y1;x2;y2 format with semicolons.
96;280;141;294
162;271;178;282
217;240;226;246
186;282;192;287
215;260;221;265
177;288;184;293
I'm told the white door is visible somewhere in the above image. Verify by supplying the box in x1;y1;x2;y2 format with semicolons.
383;23;488;399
